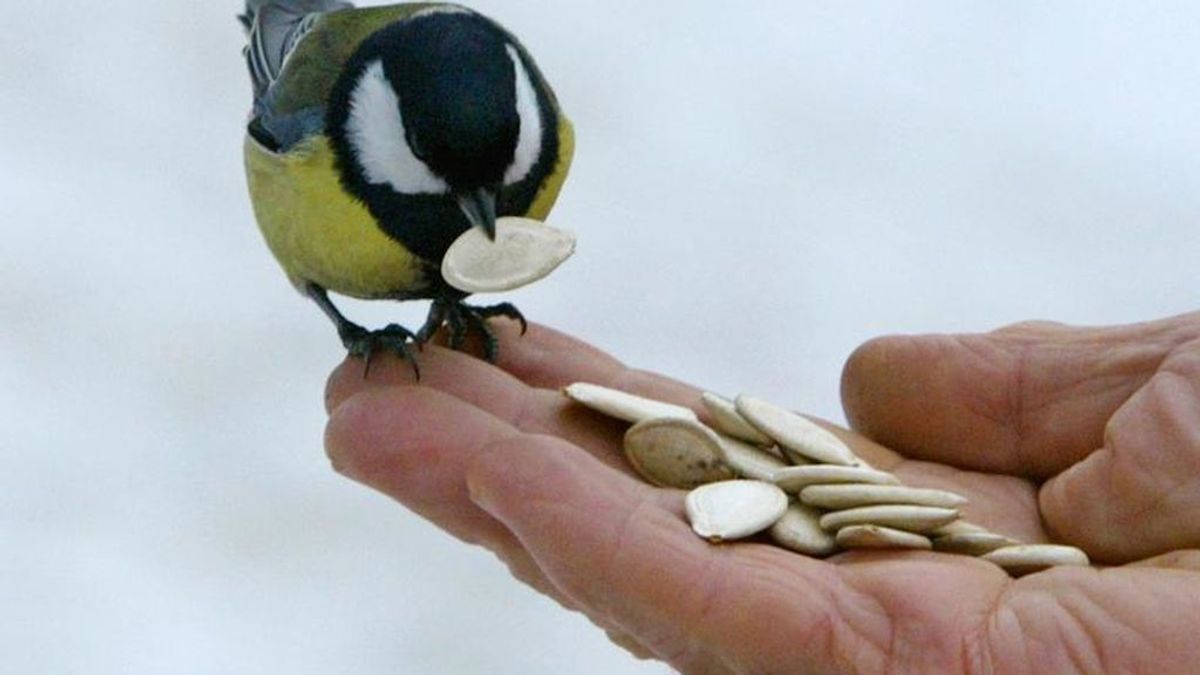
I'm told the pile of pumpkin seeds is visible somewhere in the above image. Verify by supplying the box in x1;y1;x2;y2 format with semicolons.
562;382;1090;576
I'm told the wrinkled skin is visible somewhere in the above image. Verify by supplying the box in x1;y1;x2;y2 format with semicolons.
324;313;1200;674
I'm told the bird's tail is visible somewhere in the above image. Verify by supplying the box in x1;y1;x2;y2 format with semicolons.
240;0;353;100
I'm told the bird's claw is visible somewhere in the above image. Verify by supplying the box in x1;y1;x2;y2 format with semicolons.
341;323;420;378
416;300;527;362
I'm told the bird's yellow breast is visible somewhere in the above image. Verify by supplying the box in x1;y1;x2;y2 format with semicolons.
243;133;425;299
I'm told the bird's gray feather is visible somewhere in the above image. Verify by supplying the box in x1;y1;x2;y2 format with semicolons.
240;0;353;105
250;106;328;152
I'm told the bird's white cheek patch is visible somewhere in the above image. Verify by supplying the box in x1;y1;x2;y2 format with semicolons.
504;45;543;186
346;60;449;195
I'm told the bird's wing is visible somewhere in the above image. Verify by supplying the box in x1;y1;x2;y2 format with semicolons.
241;3;433;152
241;0;357;151
241;0;354;103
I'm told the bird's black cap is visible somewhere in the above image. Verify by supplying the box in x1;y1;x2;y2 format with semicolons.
325;8;560;267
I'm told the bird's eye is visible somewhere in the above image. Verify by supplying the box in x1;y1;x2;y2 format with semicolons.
405;130;427;160
345;60;449;195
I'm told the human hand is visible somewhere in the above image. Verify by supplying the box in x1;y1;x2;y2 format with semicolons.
324;316;1200;673
841;312;1200;564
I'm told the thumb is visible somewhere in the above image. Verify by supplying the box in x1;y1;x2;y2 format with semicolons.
839;316;1191;478
841;313;1200;563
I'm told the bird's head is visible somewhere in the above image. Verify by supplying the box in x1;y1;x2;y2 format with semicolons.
327;6;550;243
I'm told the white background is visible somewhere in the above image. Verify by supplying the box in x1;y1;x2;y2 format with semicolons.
3;1;1197;672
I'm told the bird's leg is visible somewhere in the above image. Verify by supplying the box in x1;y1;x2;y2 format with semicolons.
463;302;527;362
445;305;469;350
305;283;419;377
413;298;528;363
413;299;450;345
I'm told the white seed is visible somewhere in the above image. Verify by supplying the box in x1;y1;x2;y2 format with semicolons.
931;520;989;537
442;216;576;294
563;382;698;424
799;484;969;510
981;544;1090;576
772;465;900;493
700;392;775;446
686;480;789;542
933;532;1021;556
781;446;822;467
735;395;857;466
769;502;837;557
819;505;960;534
623;418;735;489
714;433;789;482
836;524;932;550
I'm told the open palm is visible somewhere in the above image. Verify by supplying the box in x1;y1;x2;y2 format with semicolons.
324;315;1200;673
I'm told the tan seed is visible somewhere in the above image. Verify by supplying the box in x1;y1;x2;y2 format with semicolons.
624;418;735;489
563;382;698;424
933;532;1021;556
700;392;775;446
931;520;989;537
768;502;837;557
819;505;960;534
735;395;857;466
800;484;969;510
714;433;788;481
772;465;900;493
836;524;932;550
981;544;1090;576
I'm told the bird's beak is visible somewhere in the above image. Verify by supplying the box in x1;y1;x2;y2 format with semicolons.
456;187;498;241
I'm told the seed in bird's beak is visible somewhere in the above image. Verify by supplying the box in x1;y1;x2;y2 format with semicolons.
456;187;498;240
441;217;576;294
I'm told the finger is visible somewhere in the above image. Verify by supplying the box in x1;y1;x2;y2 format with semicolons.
488;320;628;389
988;567;1200;672
1039;346;1200;563
324;355;398;414
1126;550;1200;572
325;324;718;473
324;385;578;609
322;321;585;414
604;628;656;661
484;322;912;472
489;321;706;409
840;315;1197;477
326;346;542;435
326;345;637;473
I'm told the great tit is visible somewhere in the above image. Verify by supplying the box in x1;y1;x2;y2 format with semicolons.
240;1;573;366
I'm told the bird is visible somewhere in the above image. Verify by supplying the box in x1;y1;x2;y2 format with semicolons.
240;1;574;369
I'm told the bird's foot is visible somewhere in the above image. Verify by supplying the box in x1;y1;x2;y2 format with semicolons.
415;300;528;362
340;322;420;378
